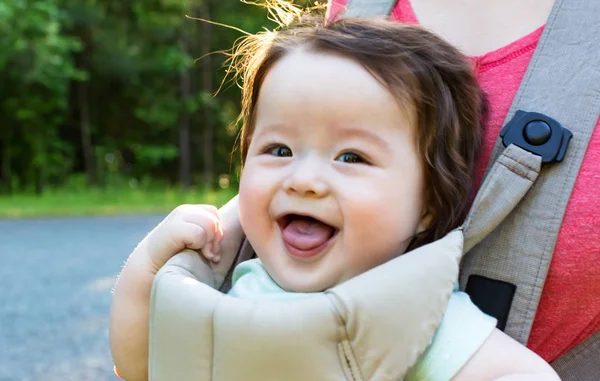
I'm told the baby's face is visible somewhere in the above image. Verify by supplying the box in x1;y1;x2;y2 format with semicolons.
239;49;427;292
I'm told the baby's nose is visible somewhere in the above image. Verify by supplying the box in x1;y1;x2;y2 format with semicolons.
283;158;329;197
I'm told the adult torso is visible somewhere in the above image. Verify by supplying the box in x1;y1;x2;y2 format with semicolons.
407;0;554;56
328;0;600;362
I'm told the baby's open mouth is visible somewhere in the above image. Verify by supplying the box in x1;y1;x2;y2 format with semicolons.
277;214;337;257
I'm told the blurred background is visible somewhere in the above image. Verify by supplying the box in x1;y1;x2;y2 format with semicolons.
0;0;298;217
0;0;304;379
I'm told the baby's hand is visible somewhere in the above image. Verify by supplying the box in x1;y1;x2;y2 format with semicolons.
143;204;224;271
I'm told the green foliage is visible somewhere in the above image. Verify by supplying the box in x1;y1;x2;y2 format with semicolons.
0;0;278;197
0;0;84;193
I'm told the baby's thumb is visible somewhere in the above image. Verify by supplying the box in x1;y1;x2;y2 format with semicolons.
201;242;215;261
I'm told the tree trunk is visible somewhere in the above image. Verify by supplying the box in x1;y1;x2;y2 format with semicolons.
179;38;192;190
0;133;12;194
34;165;43;196
200;2;214;190
79;80;96;186
78;30;96;186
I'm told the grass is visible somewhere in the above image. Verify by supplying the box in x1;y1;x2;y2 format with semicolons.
0;186;238;219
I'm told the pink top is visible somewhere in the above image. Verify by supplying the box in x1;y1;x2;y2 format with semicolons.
330;0;600;362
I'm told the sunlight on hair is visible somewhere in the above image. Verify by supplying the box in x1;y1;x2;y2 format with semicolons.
188;0;327;175
190;0;325;94
243;0;306;27
225;1;320;90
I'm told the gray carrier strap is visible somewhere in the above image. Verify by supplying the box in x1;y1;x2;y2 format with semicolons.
342;0;398;18
460;0;600;349
462;145;541;253
218;238;255;292
551;330;600;381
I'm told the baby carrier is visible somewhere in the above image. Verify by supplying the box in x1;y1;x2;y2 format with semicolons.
149;0;600;379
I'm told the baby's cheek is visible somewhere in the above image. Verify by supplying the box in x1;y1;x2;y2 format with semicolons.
348;197;412;256
238;176;264;232
238;167;263;206
238;166;278;252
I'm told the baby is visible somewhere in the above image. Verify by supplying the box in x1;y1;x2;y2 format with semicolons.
110;7;560;381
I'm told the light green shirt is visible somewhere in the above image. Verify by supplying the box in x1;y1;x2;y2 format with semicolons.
229;259;496;381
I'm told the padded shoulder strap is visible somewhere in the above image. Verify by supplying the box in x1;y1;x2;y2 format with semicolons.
341;0;398;18
460;0;600;346
149;232;465;381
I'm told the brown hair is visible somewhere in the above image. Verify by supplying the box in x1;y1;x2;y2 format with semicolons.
229;4;486;251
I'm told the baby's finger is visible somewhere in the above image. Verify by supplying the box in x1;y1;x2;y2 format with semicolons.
202;242;214;261
178;221;209;251
211;219;224;258
177;204;219;222
201;205;219;220
145;220;207;269
181;210;221;247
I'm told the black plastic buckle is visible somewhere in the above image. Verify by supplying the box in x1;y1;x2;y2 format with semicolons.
500;110;573;163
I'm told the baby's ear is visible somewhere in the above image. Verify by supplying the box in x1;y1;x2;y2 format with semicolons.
416;209;433;235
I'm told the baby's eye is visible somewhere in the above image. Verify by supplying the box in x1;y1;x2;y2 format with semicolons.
335;152;366;164
267;146;292;157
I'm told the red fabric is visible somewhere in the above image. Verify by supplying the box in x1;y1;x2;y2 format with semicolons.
328;0;600;362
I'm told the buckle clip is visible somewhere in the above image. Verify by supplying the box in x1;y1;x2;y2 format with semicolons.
500;110;573;163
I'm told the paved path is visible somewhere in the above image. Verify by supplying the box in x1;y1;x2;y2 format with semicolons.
0;215;165;381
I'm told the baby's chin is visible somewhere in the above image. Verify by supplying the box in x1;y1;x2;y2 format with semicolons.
272;272;345;293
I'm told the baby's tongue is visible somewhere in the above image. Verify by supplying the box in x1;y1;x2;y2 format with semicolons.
282;217;333;250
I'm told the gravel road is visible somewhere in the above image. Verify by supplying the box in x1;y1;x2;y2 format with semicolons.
0;215;165;381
